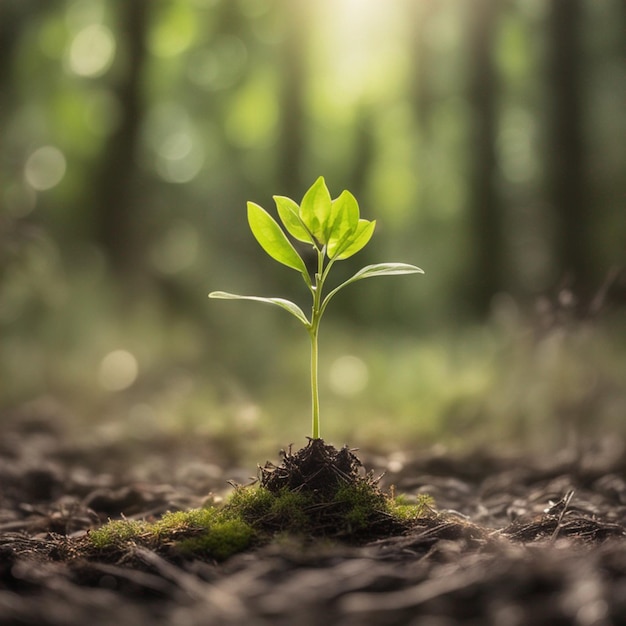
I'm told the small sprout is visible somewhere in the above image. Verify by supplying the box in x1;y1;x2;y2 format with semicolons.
210;176;423;439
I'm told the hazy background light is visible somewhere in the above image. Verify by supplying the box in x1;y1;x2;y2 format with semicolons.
24;146;67;191
155;143;205;183
4;183;37;217
150;221;200;275
128;403;158;439
2;0;623;453
329;355;369;397
148;1;197;58
83;90;122;137
67;24;116;78
98;350;139;391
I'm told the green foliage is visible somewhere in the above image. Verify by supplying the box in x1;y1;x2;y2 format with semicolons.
210;176;423;439
247;202;308;274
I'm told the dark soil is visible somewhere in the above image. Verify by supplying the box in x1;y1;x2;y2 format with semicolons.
259;438;368;495
1;409;626;626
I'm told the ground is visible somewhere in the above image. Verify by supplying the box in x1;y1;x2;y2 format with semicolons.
1;407;625;626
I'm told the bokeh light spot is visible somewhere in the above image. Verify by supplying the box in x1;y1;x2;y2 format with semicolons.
158;132;193;161
149;3;197;58
24;146;67;191
329;355;369;397
68;24;116;77
98;350;139;391
155;138;205;183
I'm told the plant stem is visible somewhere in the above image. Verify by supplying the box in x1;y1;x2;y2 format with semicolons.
308;247;326;440
309;326;320;439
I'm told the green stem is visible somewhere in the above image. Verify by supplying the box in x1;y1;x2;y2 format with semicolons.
308;246;326;440
309;325;320;439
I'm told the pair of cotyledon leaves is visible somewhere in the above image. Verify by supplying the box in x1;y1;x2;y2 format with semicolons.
209;176;423;327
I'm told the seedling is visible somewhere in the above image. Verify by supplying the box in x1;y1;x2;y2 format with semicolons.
209;176;423;439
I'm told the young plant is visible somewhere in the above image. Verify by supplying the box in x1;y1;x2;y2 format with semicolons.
209;176;423;440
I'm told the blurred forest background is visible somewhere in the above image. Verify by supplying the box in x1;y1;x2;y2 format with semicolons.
1;0;625;458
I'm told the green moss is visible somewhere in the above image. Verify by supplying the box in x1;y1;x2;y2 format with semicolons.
89;519;148;549
387;494;435;521
152;507;220;537
88;507;256;561
227;485;313;533
88;486;435;562
332;482;387;530
177;517;256;560
225;479;434;540
227;484;277;518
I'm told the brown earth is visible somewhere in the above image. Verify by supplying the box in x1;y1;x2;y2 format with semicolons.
1;408;625;626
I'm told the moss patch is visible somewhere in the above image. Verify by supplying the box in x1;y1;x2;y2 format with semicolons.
87;439;434;562
88;507;257;562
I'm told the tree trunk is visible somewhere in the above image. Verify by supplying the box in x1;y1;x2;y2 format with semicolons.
466;0;502;318
546;0;589;294
92;0;150;276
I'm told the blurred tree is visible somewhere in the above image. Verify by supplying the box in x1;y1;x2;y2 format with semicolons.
0;0;61;287
546;0;589;294
350;105;376;203
0;0;622;333
276;0;308;198
465;0;503;318
0;0;61;202
0;2;22;136
410;0;437;135
91;0;151;277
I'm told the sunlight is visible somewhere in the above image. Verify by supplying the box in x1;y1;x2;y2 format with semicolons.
315;0;408;106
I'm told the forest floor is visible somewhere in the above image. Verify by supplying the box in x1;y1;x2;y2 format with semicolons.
1;406;626;626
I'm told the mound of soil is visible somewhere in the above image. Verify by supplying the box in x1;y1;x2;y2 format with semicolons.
259;438;368;495
1;409;625;625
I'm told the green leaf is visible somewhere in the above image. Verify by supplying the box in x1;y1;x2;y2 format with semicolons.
299;176;332;245
341;262;424;283
326;190;360;258
334;219;376;260
247;202;308;274
208;291;310;326
274;195;314;244
321;262;424;313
